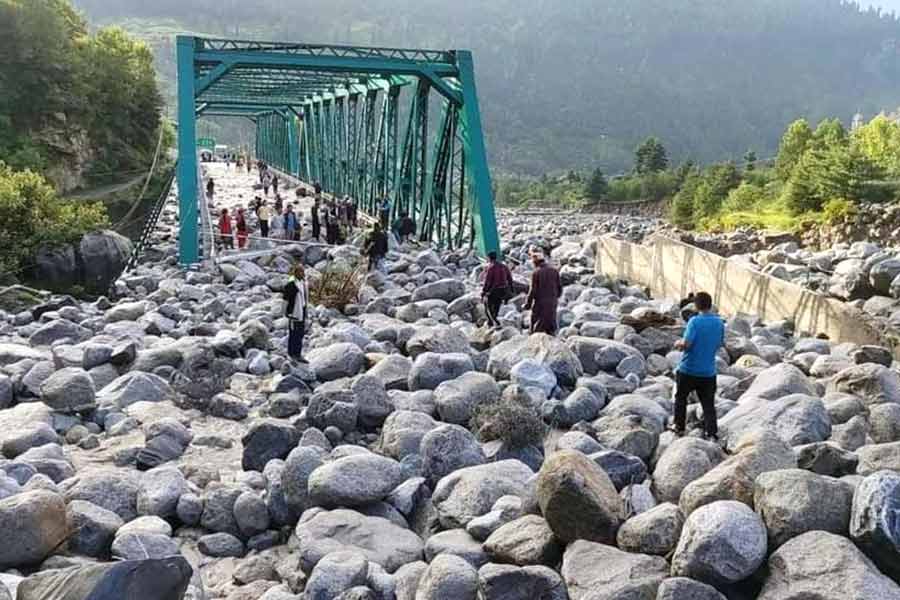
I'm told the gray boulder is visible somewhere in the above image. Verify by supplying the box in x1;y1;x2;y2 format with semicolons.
309;343;366;382
65;500;124;558
483;515;561;566
536;450;624;544
671;500;767;587
412;279;466;302
616;502;684;556
827;363;900;406
408;352;474;392
432;460;534;529
0;490;69;569
241;419;301;472
850;470;900;580
416;553;478;600
308;454;404;507
378;410;438;460
434;372;501;425
758;531;900;600
740;363;815;400
96;372;173;409
656;578;726;600
305;551;368;600
561;539;668;600
652;437;725;504
40;367;96;413
293;508;424;573
720;394;831;449
489;334;583;387
477;563;567;600
754;468;854;548
421;424;485;487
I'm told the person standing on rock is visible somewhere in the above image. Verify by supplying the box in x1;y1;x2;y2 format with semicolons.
482;251;514;329
285;205;298;241
236;208;248;249
363;222;389;272
258;201;271;238
524;248;562;335
311;197;322;241
283;264;309;363
672;291;725;441
270;207;285;240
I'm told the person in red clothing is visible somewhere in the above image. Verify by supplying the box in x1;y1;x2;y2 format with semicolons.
482;251;514;330
524;247;562;335
235;208;248;249
218;208;233;250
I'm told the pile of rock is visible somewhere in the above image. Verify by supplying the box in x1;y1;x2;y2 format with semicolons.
0;183;898;599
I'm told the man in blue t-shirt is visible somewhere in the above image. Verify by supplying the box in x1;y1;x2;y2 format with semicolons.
672;291;725;440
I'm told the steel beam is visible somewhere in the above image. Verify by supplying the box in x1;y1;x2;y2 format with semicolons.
177;36;199;265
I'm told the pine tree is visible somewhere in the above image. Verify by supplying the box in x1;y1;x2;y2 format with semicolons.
584;168;609;202
634;137;669;175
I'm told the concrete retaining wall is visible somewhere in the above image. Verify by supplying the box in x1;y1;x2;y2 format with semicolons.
595;233;898;353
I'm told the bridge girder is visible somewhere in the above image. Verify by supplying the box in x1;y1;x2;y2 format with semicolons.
176;36;498;264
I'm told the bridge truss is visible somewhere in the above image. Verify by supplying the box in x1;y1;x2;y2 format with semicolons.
176;36;500;264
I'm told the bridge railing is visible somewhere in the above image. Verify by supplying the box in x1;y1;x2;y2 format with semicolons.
123;165;177;273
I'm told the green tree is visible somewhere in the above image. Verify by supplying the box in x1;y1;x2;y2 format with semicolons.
671;170;701;228
811;118;848;150
775;119;814;181
584;168;609;202
634;137;669;175
743;149;758;171
852;114;900;176
782;144;879;214
0;163;108;273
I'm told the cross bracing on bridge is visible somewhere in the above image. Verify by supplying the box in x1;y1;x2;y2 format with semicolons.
176;35;500;264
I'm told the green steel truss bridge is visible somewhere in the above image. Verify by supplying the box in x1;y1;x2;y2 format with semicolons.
176;36;500;264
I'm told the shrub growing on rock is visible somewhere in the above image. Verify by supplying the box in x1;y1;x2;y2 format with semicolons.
470;397;546;448
309;264;364;311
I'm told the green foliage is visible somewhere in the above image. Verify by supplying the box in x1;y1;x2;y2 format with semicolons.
584;168;609;202
0;0;163;186
670;170;700;228
852;114;900;176
634;137;669;175
822;198;858;224
775;119;814;182
743;150;757;171
721;182;770;213
470;396;546;449
0;163;108;274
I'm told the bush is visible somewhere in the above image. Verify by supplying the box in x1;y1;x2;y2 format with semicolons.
470;396;547;448
0;163;108;274
308;263;364;311
822;198;858;224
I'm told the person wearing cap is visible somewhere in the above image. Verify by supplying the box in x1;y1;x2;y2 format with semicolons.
524;248;562;335
482;251;514;329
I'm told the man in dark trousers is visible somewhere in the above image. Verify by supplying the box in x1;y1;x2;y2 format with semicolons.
524;248;562;335
482;251;514;329
672;291;725;441
363;222;389;272
310;197;321;241
282;264;308;363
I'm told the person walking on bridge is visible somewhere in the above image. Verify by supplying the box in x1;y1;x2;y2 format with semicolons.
257;201;272;238
218;208;233;250
236;208;248;249
482;251;514;330
206;178;215;199
671;291;724;441
273;174;280;195
524;248;562;335
283;263;309;363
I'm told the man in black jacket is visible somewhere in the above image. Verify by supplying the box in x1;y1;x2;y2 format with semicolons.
363;223;389;272
282;264;309;362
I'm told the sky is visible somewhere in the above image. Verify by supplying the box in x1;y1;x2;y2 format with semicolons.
871;0;900;11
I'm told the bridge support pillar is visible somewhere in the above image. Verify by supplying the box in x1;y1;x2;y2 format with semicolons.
176;36;199;265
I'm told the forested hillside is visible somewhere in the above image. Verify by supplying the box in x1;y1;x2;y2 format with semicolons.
74;0;900;176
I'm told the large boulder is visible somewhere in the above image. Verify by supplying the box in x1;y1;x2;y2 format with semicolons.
96;372;173;409
40;367;96;413
488;335;583;387
80;230;132;293
407;352;474;391
656;578;726;600
561;539;668;600
15;557;192;600
616;502;684;556
308;343;366;382
565;337;644;376
0;491;67;568
420;424;485;487
652;437;725;504
308;454;404;507
63;469;140;521
434;372;501;425
850;470;900;580
432;460;534;528
293;508;424;573
405;325;471;358
416;553;478;600
740;363;816;401
377;410;438;460
719;394;831;449
680;430;796;515
753;468;854;548
241;419;301;473
535;450;624;544
671;500;768;587
758;531;900;600
483;515;562;567
411;279;467;302
827;364;900;406
477;563;568;600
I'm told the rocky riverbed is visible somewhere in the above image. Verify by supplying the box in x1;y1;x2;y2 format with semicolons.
0;169;899;599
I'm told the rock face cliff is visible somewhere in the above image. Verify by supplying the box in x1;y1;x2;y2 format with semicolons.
32;230;132;295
